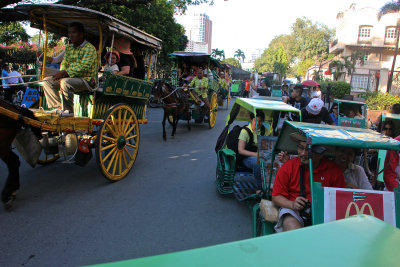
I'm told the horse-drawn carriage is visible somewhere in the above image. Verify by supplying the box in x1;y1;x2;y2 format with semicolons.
0;4;161;207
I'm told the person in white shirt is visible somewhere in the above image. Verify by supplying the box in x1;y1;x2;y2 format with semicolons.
8;65;26;94
311;85;322;100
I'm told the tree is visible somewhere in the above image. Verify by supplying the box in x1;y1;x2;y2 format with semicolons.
295;58;314;78
212;48;224;59
74;0;186;76
0;22;29;45
224;57;241;69
378;1;400;93
234;49;245;62
254;46;288;75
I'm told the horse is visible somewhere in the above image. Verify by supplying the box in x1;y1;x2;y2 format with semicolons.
152;80;191;141
0;99;42;209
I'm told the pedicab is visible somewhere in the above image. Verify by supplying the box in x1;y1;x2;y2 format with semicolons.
230;80;242;97
375;113;400;186
334;99;367;128
254;121;400;236
215;98;301;202
0;4;162;181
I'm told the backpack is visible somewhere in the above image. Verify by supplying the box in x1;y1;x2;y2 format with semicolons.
226;125;266;160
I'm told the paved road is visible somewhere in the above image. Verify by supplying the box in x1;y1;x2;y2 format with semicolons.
0;102;252;266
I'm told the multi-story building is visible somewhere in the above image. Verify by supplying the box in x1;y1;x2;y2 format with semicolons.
329;4;400;93
184;13;212;54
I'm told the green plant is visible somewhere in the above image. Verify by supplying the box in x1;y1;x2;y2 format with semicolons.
364;92;400;110
319;81;350;99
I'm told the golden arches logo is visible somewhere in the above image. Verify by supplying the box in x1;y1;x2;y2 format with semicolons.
344;202;374;218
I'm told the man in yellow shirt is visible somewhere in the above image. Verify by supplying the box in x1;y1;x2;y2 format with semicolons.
186;70;209;110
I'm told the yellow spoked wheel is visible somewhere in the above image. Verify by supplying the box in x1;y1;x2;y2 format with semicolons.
95;104;140;181
209;92;218;129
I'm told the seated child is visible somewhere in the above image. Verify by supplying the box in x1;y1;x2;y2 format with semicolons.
102;51;120;74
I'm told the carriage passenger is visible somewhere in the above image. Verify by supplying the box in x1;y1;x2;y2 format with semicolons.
43;22;97;116
186;70;210;110
114;37;137;77
238;110;268;194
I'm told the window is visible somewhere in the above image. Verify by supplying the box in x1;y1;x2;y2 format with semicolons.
386;27;397;39
351;75;369;91
363;51;369;61
359;26;371;38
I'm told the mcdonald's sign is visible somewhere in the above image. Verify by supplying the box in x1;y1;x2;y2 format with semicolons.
336;190;384;221
344;202;375;218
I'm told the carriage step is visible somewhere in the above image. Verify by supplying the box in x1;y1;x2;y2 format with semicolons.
233;172;258;202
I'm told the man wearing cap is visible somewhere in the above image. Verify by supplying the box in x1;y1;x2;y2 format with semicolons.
301;98;334;125
272;132;346;232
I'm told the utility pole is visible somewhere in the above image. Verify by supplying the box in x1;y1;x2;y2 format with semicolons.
387;18;400;93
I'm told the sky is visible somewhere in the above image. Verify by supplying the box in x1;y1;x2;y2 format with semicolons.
175;0;390;60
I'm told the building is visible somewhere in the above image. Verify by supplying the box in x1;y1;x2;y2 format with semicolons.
185;40;209;54
329;4;400;93
184;13;212;54
251;49;262;63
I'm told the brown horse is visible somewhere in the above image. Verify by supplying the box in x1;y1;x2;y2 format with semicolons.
0;99;41;209
152;81;191;140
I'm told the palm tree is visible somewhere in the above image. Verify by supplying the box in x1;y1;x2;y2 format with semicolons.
234;49;245;62
378;1;400;93
329;60;345;81
220;50;225;60
211;48;218;58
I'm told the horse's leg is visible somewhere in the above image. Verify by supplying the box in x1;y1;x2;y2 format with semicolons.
186;105;191;131
1;150;20;209
162;109;167;141
171;109;178;137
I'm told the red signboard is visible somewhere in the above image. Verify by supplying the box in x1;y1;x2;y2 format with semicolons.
335;190;384;220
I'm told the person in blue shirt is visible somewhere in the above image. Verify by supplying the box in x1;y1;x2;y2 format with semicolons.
1;63;11;102
329;102;339;126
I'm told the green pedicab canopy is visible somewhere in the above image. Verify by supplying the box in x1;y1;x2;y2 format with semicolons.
90;216;400;267
275;121;400;154
226;98;301;124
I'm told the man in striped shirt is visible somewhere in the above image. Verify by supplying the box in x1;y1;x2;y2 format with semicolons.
43;22;97;116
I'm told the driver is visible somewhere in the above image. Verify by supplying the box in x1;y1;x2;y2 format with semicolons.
272;132;346;232
42;22;97;116
185;70;210;110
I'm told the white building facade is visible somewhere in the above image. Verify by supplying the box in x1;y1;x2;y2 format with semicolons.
329;4;400;93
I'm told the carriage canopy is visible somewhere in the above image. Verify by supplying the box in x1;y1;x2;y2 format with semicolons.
12;4;162;50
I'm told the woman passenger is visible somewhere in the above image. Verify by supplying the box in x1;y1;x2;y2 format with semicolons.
114;37;137;77
329;103;338;126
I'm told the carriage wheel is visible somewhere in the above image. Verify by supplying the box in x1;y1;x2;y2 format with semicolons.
95;104;140;181
208;92;218;129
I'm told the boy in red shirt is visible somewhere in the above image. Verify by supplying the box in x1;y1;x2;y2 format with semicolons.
272;132;346;232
